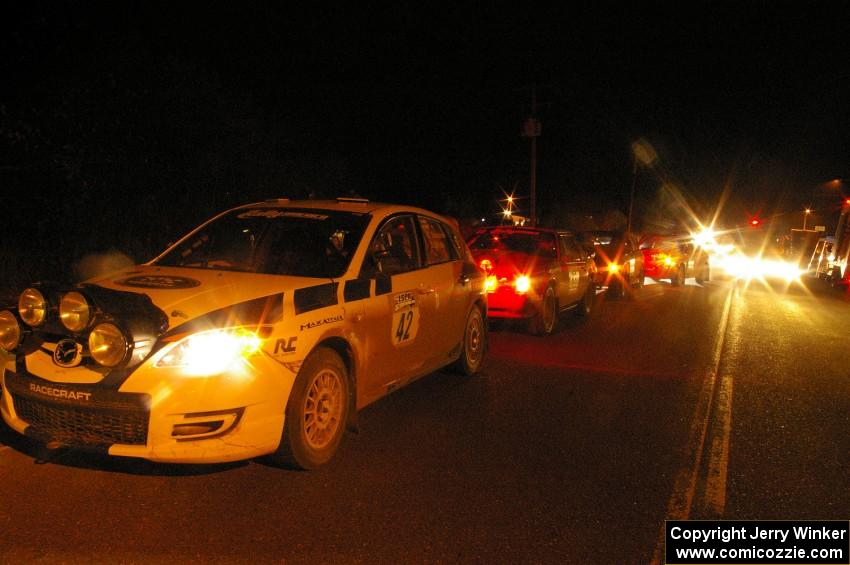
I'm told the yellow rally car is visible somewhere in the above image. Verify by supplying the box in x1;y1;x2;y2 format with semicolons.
0;198;487;468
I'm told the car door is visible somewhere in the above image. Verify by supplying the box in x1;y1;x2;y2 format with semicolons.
633;235;645;279
622;235;638;284
416;215;468;363
558;233;586;305
357;215;438;403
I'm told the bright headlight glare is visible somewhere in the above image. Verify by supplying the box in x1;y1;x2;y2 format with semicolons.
156;329;262;377
60;291;91;332
692;228;717;249
608;263;619;274
484;275;498;293
718;255;803;282
88;323;128;367
18;287;47;327
514;275;531;293
0;310;21;351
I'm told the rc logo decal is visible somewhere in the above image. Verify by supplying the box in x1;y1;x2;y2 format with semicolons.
274;337;297;356
53;339;83;368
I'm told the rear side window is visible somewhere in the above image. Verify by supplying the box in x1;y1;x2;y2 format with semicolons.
418;217;458;265
559;234;583;261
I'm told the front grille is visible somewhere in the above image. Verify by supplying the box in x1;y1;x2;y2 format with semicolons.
4;370;151;448
11;393;149;446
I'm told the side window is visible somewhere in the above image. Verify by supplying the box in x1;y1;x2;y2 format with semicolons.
536;233;558;260
418;217;457;265
559;234;582;262
442;222;467;261
362;216;420;277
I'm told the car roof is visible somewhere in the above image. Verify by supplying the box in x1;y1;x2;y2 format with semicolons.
233;198;451;223
473;226;569;235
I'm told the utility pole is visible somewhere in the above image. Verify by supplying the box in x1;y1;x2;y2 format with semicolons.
521;86;541;226
628;155;637;233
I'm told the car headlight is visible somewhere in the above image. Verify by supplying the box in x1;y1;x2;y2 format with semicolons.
608;262;620;274
60;291;91;332
88;323;129;367
156;328;262;377
514;275;531;293
18;287;47;327
0;310;21;352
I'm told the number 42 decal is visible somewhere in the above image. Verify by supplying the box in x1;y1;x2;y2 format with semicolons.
391;291;419;346
395;310;414;342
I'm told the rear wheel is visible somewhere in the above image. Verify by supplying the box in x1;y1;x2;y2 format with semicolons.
608;279;624;299
271;347;350;470
529;285;558;335
695;262;710;284
575;282;594;318
451;305;486;374
671;265;685;286
633;268;644;289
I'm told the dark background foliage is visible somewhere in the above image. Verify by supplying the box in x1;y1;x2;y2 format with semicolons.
2;2;848;293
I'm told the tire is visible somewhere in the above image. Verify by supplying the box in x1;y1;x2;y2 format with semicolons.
695;262;710;284
529;285;559;336
633;268;644;290
608;279;624;299
671;265;685;286
575;282;594;318
271;347;350;470
450;305;486;374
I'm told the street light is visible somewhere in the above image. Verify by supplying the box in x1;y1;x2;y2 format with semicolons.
803;208;811;230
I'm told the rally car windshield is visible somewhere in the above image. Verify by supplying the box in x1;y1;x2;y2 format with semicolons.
469;230;556;258
156;208;371;278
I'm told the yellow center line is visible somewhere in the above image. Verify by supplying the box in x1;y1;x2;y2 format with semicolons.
703;374;734;516
649;284;734;565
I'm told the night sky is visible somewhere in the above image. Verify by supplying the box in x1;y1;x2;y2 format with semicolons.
2;2;849;284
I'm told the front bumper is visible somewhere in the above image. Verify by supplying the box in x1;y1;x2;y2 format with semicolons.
0;354;292;463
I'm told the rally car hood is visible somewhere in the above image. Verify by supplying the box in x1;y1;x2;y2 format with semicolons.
89;264;329;329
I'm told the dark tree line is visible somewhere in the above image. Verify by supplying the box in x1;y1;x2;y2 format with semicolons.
0;50;359;292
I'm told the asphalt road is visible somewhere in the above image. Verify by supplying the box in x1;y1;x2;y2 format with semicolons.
1;277;848;564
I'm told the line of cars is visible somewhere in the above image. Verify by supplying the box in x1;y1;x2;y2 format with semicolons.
0;198;709;469
466;226;711;335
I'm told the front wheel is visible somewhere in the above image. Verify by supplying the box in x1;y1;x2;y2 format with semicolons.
451;305;486;374
271;347;350;470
